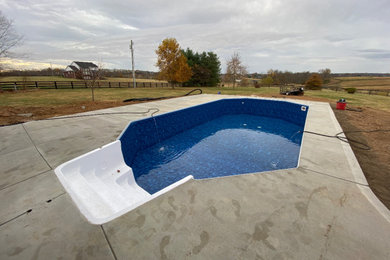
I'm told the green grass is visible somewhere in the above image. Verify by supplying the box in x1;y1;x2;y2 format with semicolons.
0;88;186;106
327;77;390;90
1;86;389;112
305;89;390;111
0;76;75;82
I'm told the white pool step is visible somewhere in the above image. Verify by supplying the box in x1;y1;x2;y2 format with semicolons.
55;140;192;224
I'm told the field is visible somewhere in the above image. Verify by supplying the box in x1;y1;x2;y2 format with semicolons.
0;76;166;83
328;76;390;90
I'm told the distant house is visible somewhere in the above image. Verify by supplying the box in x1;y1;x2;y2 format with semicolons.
63;61;99;80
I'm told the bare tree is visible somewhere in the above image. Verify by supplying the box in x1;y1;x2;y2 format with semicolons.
319;68;331;84
82;63;104;102
226;52;247;88
0;11;23;59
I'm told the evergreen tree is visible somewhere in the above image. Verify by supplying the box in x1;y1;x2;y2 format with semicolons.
182;48;221;87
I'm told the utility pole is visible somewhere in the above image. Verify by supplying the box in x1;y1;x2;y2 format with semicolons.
130;40;136;88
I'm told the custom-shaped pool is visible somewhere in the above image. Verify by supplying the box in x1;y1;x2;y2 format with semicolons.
55;98;309;224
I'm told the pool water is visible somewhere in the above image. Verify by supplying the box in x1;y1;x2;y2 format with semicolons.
131;114;304;194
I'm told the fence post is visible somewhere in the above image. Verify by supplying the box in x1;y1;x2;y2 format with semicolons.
109;82;111;88
35;81;38;88
128;82;130;88
85;82;87;88
54;81;58;89
118;82;121;88
71;82;74;89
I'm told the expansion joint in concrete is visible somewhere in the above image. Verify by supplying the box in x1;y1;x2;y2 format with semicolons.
22;123;52;170
0;192;65;227
101;225;118;260
0;170;48;192
301;166;369;187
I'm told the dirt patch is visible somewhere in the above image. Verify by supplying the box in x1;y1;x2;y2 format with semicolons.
0;100;141;126
333;105;390;209
252;93;332;103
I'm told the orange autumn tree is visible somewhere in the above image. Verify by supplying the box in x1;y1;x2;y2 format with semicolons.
156;38;192;86
305;73;323;90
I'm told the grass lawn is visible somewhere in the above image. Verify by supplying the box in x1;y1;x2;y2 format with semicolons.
1;86;389;112
328;77;390;90
304;89;390;111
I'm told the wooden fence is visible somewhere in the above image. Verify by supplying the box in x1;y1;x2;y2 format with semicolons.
0;81;169;91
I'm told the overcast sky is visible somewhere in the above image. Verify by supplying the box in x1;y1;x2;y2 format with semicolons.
1;0;390;73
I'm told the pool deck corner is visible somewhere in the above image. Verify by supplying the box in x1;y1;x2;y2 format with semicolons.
0;94;389;259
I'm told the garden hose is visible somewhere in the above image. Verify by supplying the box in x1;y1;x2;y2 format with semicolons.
303;129;390;150
123;88;202;102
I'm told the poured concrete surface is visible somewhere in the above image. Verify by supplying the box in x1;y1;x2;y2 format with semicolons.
0;94;389;259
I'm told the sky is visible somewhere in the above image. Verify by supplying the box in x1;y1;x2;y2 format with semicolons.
1;0;390;73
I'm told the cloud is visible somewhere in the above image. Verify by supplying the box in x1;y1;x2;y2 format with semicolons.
358;49;390;60
1;0;390;72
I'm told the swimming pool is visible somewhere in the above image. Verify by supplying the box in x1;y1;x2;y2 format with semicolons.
132;114;303;194
55;98;309;224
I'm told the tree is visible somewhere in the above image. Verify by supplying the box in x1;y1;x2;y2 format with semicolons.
305;73;323;90
262;75;274;87
0;11;23;59
82;63;104;101
226;52;247;88
182;48;221;87
319;68;331;84
155;38;192;86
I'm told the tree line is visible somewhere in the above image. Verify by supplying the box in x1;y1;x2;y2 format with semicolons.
155;38;335;89
266;68;331;85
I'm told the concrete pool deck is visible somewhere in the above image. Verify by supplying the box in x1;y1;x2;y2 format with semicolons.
0;94;389;259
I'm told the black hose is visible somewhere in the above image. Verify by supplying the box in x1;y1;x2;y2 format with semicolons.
184;88;202;96
0;108;161;127
1;89;203;127
123;97;165;102
303;129;390;150
123;88;202;102
43;108;160;120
